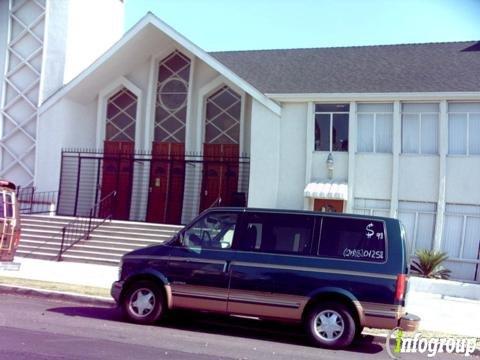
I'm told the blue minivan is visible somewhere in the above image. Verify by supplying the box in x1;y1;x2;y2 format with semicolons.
111;207;420;349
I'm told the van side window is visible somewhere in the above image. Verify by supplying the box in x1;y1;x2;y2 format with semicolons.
318;217;386;262
182;212;237;250
241;213;313;255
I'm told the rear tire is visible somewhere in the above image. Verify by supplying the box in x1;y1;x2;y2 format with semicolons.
304;302;356;349
122;280;166;324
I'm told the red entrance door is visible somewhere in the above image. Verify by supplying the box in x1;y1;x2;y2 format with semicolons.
146;142;185;224
199;143;239;212
101;141;134;220
313;199;344;213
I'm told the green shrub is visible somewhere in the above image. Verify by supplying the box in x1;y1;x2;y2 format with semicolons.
410;249;451;279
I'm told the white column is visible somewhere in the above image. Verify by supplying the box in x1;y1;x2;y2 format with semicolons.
0;0;46;187
390;100;401;218
346;101;356;213
304;102;314;210
433;100;448;251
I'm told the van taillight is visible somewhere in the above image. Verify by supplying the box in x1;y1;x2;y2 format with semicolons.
395;274;407;302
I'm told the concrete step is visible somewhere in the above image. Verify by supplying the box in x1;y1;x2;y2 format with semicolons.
16;250;58;261
19;214;179;266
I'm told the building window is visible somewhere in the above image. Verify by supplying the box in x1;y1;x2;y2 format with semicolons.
315;104;349;152
448;102;480;155
154;51;191;143
397;201;436;257
401;103;439;154
318;217;386;263
357;103;393;153
442;204;480;281
106;87;137;142
205;86;241;144
353;198;391;217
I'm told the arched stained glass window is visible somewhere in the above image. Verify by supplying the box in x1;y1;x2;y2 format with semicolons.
155;51;191;143
205;86;241;144
106;87;137;142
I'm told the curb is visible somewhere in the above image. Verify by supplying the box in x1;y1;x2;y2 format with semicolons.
0;284;116;306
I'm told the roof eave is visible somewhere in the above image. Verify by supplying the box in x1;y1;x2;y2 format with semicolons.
265;91;480;102
39;13;281;116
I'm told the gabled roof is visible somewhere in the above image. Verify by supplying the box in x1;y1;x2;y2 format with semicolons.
211;41;480;94
40;13;281;116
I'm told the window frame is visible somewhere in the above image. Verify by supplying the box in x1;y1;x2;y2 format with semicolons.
314;104;350;152
154;50;192;143
448;110;480;156
401;110;439;155
204;85;242;145
397;201;437;257
316;215;389;264
356;110;393;153
236;211;316;256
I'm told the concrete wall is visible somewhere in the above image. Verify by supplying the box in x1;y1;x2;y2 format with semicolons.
40;1;69;102
354;153;392;199
248;99;281;208
398;155;439;202
63;0;124;83
36;98;96;191
276;103;307;209
446;156;480;204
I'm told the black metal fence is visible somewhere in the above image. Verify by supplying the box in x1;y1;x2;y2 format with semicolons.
57;148;250;225
16;187;58;214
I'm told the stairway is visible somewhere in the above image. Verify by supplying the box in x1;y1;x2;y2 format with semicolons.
17;214;183;266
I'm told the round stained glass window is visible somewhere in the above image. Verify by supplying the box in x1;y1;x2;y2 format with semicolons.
158;78;188;110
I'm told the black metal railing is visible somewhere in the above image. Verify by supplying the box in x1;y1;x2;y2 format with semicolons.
57;191;116;261
57;148;250;224
16;187;58;214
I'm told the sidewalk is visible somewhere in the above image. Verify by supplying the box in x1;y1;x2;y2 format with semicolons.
0;257;117;288
1;256;479;337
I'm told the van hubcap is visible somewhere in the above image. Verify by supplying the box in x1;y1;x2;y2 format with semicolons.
314;310;344;341
129;288;155;317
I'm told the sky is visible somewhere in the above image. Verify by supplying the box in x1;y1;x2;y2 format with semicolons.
124;0;480;52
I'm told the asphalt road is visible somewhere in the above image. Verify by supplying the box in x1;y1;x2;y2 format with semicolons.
0;292;477;359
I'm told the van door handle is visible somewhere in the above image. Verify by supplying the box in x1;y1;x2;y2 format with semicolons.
223;260;231;273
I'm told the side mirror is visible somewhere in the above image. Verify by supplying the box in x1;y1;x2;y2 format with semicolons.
175;232;184;246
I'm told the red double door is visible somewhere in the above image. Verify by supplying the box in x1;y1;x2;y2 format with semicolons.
101;141;134;220
146;142;185;224
101;142;240;224
199;143;240;212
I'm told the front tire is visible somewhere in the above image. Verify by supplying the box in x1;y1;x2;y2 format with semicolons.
304;302;356;349
122;280;165;324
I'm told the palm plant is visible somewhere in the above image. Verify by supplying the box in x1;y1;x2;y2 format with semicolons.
410;249;451;279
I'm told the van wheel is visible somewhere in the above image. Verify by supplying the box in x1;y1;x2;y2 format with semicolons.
122;280;165;325
304;302;356;349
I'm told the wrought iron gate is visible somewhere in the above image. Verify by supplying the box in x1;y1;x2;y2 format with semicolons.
57;149;250;225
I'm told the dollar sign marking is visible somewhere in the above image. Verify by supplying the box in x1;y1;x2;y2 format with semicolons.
366;223;374;238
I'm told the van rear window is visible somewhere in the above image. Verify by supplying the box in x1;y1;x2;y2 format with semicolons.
318;217;386;262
